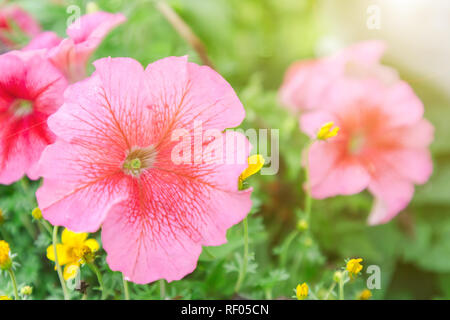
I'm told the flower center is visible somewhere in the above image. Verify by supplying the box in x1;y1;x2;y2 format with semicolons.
11;99;33;117
122;146;157;177
349;133;366;155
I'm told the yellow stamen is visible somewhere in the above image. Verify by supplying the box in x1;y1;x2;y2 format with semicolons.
317;121;340;140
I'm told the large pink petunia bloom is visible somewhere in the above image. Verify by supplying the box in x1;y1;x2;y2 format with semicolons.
300;78;433;225
0;5;41;50
25;11;126;82
0;50;67;184
279;41;399;112
36;56;253;283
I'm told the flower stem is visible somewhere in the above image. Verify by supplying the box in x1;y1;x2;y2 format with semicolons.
279;230;299;268
160;279;166;300
303;140;314;224
7;268;19;300
52;226;69;300
339;273;345;300
324;282;336;300
122;274;130;300
40;219;53;235
155;0;214;68
234;216;249;293
87;262;104;299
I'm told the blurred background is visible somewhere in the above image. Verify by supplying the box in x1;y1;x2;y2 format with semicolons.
1;0;449;299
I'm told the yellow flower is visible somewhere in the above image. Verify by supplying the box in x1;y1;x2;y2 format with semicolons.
358;289;372;300
31;207;42;220
0;295;12;300
346;258;363;279
47;229;100;280
20;286;33;296
239;155;265;182
0;240;12;270
296;282;308;300
317;122;339;141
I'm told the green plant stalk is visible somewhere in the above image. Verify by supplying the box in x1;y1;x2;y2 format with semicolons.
303;140;314;224
234;216;249;293
21;213;36;239
87;262;104;298
324;282;336;300
264;288;272;300
40;219;53;235
155;0;214;68
122;274;130;300
339;271;347;300
7;268;19;300
160;279;166;300
279;230;299;268
52;226;69;300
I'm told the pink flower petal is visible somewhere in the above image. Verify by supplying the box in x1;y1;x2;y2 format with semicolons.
379;81;424;128
49;12;126;82
0;51;66;184
36;140;129;232
309;144;371;199
24;31;62;50
368;171;415;225
144;56;245;133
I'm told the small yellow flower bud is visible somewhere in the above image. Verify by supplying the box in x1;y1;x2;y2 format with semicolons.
239;155;265;182
333;271;343;283
31;207;42;220
0;240;12;270
358;289;372;300
296;283;308;300
86;1;100;14
0;295;12;300
20;286;33;296
346;258;363;279
296;219;308;231
317;121;340;141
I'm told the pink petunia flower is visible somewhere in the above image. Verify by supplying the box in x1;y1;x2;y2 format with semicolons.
300;78;433;225
36;56;253;283
279;41;399;112
25;11;126;82
0;50;67;184
23;31;62;51
0;5;41;50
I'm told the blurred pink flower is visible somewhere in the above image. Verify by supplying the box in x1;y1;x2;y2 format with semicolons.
0;50;67;184
24;31;61;50
279;41;398;112
300;78;433;225
36;56;252;283
0;5;41;49
26;11;126;82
